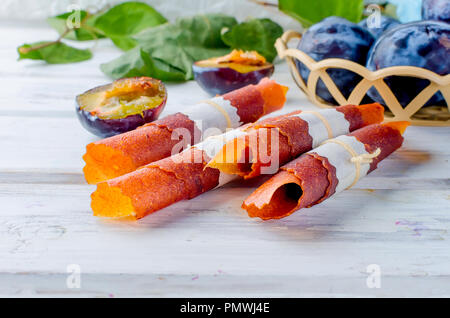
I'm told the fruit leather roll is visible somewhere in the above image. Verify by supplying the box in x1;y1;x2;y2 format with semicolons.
91;128;248;219
83;78;288;184
242;122;409;220
207;103;384;178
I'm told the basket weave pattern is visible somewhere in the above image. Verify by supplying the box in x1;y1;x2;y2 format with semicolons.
275;30;450;126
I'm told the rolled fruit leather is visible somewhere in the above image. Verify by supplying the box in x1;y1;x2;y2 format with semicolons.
206;103;385;179
91;128;249;219
242;121;410;220
83;78;288;184
91;104;383;220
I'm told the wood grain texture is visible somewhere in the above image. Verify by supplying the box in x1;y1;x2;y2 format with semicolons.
0;22;449;297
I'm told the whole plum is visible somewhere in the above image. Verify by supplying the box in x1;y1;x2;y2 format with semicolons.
422;0;450;23
296;16;375;105
358;15;401;39
366;21;450;108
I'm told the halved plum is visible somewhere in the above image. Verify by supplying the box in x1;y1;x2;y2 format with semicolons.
193;50;274;96
76;77;167;137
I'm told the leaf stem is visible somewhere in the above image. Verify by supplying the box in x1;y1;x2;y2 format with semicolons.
249;0;278;7
19;28;71;54
18;8;99;55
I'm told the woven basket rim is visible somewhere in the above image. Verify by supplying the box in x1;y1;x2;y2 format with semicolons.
275;30;450;127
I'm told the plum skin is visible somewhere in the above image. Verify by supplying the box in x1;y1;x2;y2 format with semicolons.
358;15;401;39
366;21;450;108
76;101;165;138
76;80;167;138
193;64;274;96
422;0;450;23
296;16;375;105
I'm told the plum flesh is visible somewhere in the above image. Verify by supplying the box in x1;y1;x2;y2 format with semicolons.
76;77;167;137
422;0;450;23
296;16;375;105
358;15;401;39
366;21;450;108
193;50;274;96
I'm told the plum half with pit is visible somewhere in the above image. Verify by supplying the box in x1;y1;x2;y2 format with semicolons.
296;16;375;105
193;50;274;96
358;15;401;40
422;0;450;23
366;21;450;108
76;77;167;137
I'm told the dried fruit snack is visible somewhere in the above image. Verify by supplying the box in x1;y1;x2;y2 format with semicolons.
83;78;287;184
91;128;248;219
91;104;383;220
207;103;384;179
242;122;409;220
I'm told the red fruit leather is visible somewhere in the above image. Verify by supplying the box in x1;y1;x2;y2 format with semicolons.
207;103;384;179
243;122;408;220
83;78;287;184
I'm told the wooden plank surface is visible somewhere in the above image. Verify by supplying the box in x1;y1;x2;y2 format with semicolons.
0;22;449;297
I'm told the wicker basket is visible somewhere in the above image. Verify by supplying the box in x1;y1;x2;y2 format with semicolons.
275;30;450;126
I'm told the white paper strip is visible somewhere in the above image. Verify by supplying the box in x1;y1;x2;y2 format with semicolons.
311;135;370;194
217;172;238;187
183;96;242;133
194;128;246;189
195;128;248;160
296;109;350;148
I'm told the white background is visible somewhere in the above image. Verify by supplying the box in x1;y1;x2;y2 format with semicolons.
0;0;449;297
0;0;302;30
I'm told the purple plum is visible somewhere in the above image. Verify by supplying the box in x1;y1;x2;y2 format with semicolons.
422;0;450;23
296;16;375;105
193;50;274;96
358;15;401;39
76;77;167;137
366;21;450;107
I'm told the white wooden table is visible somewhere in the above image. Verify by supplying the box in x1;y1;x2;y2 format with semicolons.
1;21;449;298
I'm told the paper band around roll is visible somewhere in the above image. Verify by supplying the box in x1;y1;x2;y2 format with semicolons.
314;135;369;193
184;97;242;132
195;129;248;159
300;111;333;138
206;104;384;180
199;99;233;128
216;172;238;187
241;122;407;220
296;109;350;148
195;129;246;188
320;136;380;191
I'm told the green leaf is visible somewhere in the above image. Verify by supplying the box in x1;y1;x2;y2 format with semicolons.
102;14;238;81
94;1;167;50
221;18;283;62
134;14;237;50
175;14;238;48
279;0;364;27
47;10;104;41
18;41;92;64
138;14;237;76
109;36;138;51
100;47;186;81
